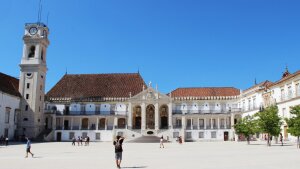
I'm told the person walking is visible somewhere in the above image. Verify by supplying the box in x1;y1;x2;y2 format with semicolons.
113;136;124;168
87;136;90;146
160;136;164;148
80;136;83;146
72;137;76;146
25;137;34;158
280;133;283;146
5;137;8;146
77;136;80;146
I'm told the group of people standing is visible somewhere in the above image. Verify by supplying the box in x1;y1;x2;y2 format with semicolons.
0;136;9;146
72;136;90;146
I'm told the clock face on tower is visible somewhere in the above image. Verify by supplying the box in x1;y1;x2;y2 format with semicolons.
29;27;38;35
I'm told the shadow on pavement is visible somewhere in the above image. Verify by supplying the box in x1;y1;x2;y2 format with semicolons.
122;166;147;168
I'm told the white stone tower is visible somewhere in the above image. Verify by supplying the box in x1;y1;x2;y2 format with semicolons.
18;23;49;138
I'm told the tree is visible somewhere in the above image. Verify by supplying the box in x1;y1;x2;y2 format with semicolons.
255;105;282;146
285;105;300;149
234;115;258;144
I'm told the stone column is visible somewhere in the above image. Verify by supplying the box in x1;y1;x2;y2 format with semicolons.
230;113;235;141
71;117;73;130
204;118;206;130
141;103;146;130
155;103;159;130
181;116;186;142
113;117;118;129
105;118;107;130
96;117;99;130
168;103;172;129
224;117;227;129
230;113;234;129
211;118;213;129
127;103;132;129
217;117;220;129
52;116;56;130
88;117;90;130
79;118;82;130
182;116;186;129
62;117;65;130
191;118;193;130
197;118;200;130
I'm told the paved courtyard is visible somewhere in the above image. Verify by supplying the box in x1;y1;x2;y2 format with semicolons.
0;141;299;169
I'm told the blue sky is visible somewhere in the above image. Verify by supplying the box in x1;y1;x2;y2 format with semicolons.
0;0;300;93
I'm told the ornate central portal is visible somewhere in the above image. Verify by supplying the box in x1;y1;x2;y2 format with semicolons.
146;105;155;129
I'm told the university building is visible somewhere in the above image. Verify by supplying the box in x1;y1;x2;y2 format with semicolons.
1;22;300;142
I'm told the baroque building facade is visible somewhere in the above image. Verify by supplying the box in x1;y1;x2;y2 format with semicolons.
44;74;242;142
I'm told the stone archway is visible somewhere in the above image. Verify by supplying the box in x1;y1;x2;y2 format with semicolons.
82;118;88;130
160;105;168;129
133;106;141;129
146;105;155;129
118;118;126;129
98;118;106;130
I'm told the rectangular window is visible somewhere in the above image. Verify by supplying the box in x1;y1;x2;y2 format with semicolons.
26;94;29;99
4;128;9;137
95;105;100;113
199;119;204;129
81;105;86;112
95;133;101;140
82;132;88;138
211;131;217;138
288;86;292;98
212;119;216;129
69;132;75;140
296;83;300;96
220;119;225;129
5;112;10;123
25;105;29;111
281;88;285;101
282;108;286;118
199;132;204;138
5;107;11;124
248;99;251;110
26;83;30;89
117;132;124;137
173;132;179;138
186;132;192;139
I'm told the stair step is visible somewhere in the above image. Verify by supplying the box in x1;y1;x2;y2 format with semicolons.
128;136;164;143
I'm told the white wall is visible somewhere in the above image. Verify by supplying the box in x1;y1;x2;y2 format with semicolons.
0;92;20;140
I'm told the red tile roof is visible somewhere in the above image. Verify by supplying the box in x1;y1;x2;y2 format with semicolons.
270;70;300;87
170;87;240;98
46;73;146;101
0;72;20;97
243;80;273;93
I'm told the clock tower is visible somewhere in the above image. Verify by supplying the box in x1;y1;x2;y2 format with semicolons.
18;23;50;138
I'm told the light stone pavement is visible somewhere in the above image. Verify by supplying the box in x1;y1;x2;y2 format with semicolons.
0;141;299;169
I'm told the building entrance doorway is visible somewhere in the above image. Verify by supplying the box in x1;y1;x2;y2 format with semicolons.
160;105;168;129
64;120;69;130
146;105;155;129
56;132;62;142
133;106;141;129
224;132;229;141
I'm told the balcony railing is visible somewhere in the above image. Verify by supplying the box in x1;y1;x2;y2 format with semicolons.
279;90;300;102
54;111;127;116
173;108;241;115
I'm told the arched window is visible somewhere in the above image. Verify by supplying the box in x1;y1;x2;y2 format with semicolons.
28;46;35;58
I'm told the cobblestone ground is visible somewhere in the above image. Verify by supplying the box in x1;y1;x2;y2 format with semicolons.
0;141;299;169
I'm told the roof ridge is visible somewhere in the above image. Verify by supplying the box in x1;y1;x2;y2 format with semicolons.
64;73;139;76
